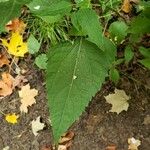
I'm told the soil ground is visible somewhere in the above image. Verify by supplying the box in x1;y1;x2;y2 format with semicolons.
0;58;150;150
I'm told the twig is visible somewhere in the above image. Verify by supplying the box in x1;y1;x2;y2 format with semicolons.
121;72;150;90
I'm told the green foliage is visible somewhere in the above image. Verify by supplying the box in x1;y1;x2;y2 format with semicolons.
26;15;68;45
128;1;150;42
0;0;32;32
139;59;150;69
124;46;134;63
27;0;71;16
138;47;150;69
71;8;103;48
46;39;115;141
129;17;150;41
35;54;48;69
75;0;92;8
109;68;120;84
98;0;121;19
28;34;41;54
109;21;128;44
139;47;150;58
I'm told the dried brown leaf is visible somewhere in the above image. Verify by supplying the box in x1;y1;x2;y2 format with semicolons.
0;72;14;97
105;144;117;150
40;145;52;150
59;131;75;144
6;18;26;34
121;0;132;13
0;54;10;67
13;75;28;88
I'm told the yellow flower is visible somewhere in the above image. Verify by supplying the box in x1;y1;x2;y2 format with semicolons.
1;32;28;57
5;113;19;124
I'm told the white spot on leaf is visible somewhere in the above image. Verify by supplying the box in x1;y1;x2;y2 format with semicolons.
73;75;77;80
34;5;40;10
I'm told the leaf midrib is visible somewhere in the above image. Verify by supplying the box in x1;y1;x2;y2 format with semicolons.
56;39;82;135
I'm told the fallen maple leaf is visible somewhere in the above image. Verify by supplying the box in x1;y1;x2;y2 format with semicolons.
5;113;19;124
1;31;28;57
104;88;130;114
0;72;14;97
31;116;45;136
128;137;141;150
0;53;10;67
19;84;38;113
6;18;26;34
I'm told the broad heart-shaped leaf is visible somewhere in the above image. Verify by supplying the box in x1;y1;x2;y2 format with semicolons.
0;0;31;32
46;39;116;142
27;0;71;16
71;8;104;49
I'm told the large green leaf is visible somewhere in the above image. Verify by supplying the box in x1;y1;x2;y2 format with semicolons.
0;0;31;32
71;9;104;49
46;39;115;141
27;0;71;16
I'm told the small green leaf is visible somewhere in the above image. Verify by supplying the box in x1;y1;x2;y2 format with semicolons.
0;0;32;32
139;58;150;69
71;8;103;49
69;26;86;36
114;59;124;65
75;0;92;8
124;46;134;63
129;17;150;34
129;16;150;41
139;47;150;58
109;68;120;84
28;34;41;54
46;39;115;142
109;21;128;44
35;54;48;69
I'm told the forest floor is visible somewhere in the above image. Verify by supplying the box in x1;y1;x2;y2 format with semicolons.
0;54;150;150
